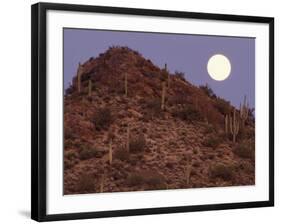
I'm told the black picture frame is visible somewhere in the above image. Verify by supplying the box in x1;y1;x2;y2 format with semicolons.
31;2;274;222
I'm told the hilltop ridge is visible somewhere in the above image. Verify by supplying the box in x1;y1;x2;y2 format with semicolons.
64;46;255;194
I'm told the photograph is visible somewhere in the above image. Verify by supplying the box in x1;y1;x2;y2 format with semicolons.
63;28;256;195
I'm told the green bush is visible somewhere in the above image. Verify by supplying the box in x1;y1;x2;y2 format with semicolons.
76;173;96;192
144;171;166;189
168;93;189;106
129;134;146;153
114;148;130;161
79;146;99;160
127;171;166;189
64;150;78;169
127;173;145;187
214;98;231;115
93;107;112;131
233;140;255;159
174;71;185;81
145;98;161;114
209;163;234;181
172;105;203;122
199;84;216;98
202;135;221;149
203;123;216;135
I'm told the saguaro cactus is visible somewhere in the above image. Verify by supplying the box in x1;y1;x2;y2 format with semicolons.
229;108;240;143
225;114;229;134
165;64;170;89
107;129;115;165
77;63;83;93
161;64;169;110
88;80;92;96
161;81;166;110
240;95;249;129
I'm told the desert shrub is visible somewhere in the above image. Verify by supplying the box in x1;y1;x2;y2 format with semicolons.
239;127;255;140
129;134;146;153
203;135;220;149
127;173;145;187
174;70;185;81
168;93;190;106
93;107;112;131
233;140;255;159
209;163;234;181
199;84;216;98
172;105;203;122
203;123;217;135
144;171;166;189
64;151;78;169
76;173;96;192
114;148;130;161
145;98;161;115
65;85;75;96
127;171;166;189
64;127;77;139
64;159;74;170
65;150;77;160
214;98;231;115
239;161;254;173
79;146;99;160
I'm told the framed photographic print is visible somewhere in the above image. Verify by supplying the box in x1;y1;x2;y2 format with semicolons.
31;2;274;222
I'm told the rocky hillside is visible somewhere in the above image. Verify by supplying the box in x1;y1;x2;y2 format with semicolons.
64;46;255;195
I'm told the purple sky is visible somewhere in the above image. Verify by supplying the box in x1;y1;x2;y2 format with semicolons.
63;28;255;108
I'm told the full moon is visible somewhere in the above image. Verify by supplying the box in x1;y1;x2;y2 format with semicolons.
207;54;231;81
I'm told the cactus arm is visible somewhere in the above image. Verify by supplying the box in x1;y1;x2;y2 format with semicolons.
225;115;228;134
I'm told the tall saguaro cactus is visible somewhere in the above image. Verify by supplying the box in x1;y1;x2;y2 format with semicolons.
225;114;229;134
229;108;240;143
240;95;249;129
165;63;170;89
77;63;83;93
161;63;169;110
107;129;115;165
161;81;166;110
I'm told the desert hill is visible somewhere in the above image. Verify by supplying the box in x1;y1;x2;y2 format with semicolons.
64;46;255;194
